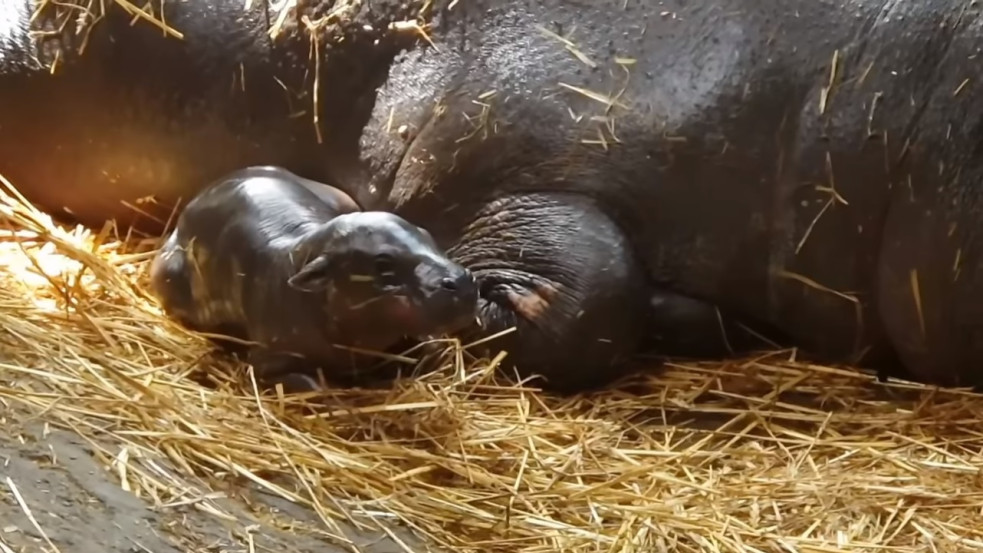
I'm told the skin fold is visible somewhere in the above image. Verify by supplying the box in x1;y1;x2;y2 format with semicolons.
4;0;982;390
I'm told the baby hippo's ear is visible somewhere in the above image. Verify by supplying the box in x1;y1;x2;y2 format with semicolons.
287;255;335;293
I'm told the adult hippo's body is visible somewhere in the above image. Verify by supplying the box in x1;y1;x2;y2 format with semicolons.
1;0;980;390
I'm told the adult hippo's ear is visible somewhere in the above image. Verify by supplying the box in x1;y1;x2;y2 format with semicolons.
287;255;335;293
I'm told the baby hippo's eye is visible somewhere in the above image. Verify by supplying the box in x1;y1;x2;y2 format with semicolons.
373;254;399;284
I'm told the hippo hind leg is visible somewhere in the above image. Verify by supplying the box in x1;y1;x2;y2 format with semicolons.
644;291;788;359
149;234;197;325
148;234;248;352
877;174;983;389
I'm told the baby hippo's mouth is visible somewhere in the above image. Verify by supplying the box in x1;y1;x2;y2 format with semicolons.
409;267;480;339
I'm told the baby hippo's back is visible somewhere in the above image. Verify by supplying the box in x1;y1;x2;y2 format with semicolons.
149;166;361;333
177;165;360;247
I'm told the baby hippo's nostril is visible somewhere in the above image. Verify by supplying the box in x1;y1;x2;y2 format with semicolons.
439;271;475;294
440;277;460;291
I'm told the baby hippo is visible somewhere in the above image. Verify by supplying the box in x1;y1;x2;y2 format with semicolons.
148;165;479;392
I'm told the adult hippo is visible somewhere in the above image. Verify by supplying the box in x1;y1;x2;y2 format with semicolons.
1;0;978;390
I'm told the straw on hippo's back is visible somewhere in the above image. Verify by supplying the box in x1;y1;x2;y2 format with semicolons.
148;166;480;392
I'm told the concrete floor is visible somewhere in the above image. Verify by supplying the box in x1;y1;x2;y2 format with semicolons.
0;420;430;553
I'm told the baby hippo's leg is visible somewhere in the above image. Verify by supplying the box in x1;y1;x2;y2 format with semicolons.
149;233;249;352
269;373;323;394
448;193;650;392
245;349;327;393
149;233;198;327
645;291;786;358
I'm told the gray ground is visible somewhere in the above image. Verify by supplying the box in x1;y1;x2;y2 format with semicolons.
0;417;425;553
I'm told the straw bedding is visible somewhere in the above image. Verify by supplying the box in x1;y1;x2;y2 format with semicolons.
3;182;983;553
5;1;983;552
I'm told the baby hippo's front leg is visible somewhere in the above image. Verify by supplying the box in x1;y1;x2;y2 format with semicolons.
245;349;325;393
448;193;650;392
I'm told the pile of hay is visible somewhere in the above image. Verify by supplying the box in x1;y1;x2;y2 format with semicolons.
2;172;983;553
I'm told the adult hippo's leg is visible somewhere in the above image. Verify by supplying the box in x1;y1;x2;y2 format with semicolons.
444;193;651;391
645;292;787;359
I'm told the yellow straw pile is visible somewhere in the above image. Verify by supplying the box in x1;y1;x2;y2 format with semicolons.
0;170;983;552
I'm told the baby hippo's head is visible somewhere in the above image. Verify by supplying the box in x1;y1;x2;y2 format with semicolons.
286;211;479;346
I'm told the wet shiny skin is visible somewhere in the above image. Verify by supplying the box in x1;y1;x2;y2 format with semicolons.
6;0;983;389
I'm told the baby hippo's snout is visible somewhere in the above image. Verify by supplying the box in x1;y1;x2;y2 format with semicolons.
330;211;480;340
436;269;475;294
415;260;479;334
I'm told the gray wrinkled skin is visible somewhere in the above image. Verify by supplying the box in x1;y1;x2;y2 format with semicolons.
4;0;983;390
349;0;983;389
148;166;478;387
